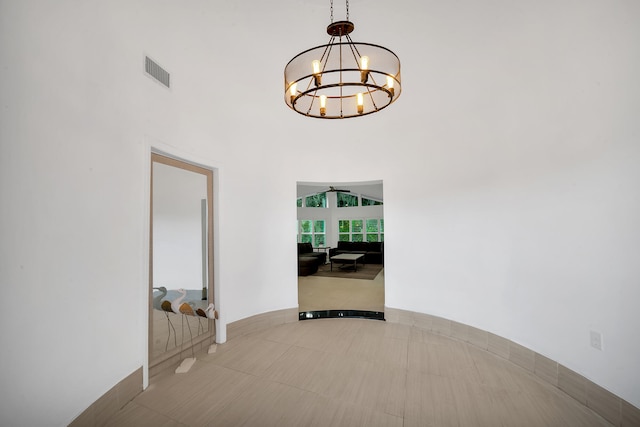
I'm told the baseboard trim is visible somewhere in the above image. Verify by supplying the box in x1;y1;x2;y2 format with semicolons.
226;307;299;340
384;307;640;427
68;367;143;427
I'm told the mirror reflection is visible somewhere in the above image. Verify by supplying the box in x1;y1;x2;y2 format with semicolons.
297;181;385;319
150;154;214;362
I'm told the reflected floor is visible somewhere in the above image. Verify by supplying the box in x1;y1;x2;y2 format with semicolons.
298;268;384;313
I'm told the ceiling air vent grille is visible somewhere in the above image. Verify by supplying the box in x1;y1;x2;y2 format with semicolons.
145;56;170;88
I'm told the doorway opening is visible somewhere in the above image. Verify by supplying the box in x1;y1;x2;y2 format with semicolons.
296;181;384;320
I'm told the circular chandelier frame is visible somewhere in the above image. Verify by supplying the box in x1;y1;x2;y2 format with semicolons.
284;17;401;119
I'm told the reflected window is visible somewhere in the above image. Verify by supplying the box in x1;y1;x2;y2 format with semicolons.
305;192;327;208
337;192;358;207
298;219;326;247
339;218;383;242
362;197;383;206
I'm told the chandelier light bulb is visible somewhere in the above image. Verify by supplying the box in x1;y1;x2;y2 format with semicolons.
289;82;297;104
312;60;322;86
360;56;370;83
386;76;394;97
320;95;327;116
357;92;364;114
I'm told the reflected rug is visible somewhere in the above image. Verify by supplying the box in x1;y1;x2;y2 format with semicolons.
312;263;383;280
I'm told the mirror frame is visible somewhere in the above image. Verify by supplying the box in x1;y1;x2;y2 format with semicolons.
149;153;214;374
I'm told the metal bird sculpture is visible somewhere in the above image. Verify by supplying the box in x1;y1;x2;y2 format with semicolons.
196;303;217;319
196;303;218;353
171;288;195;359
152;286;167;311
154;287;177;351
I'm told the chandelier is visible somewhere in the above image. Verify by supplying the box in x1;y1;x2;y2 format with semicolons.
284;0;401;119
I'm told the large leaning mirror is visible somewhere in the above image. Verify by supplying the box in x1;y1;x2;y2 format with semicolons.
296;181;385;320
149;153;214;370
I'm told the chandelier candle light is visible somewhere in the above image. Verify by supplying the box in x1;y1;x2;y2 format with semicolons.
284;0;401;119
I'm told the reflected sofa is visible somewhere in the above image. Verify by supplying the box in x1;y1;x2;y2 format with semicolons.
329;241;384;264
297;242;327;276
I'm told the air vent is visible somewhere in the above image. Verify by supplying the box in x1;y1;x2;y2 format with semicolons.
145;56;170;88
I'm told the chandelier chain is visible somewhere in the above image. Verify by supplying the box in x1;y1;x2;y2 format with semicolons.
330;0;333;23
330;0;349;23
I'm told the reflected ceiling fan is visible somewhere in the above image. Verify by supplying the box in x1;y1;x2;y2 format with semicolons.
325;186;351;193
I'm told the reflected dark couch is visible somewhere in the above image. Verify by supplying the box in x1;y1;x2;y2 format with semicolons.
297;242;327;276
329;241;384;264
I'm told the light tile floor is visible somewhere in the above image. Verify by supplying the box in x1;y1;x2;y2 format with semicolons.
109;317;611;426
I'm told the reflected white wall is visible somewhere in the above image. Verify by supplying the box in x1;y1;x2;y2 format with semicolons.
152;162;206;289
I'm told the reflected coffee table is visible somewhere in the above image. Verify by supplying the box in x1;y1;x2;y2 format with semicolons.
330;253;365;272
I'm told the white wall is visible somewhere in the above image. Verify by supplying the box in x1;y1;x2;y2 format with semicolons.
379;0;640;409
1;0;638;425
